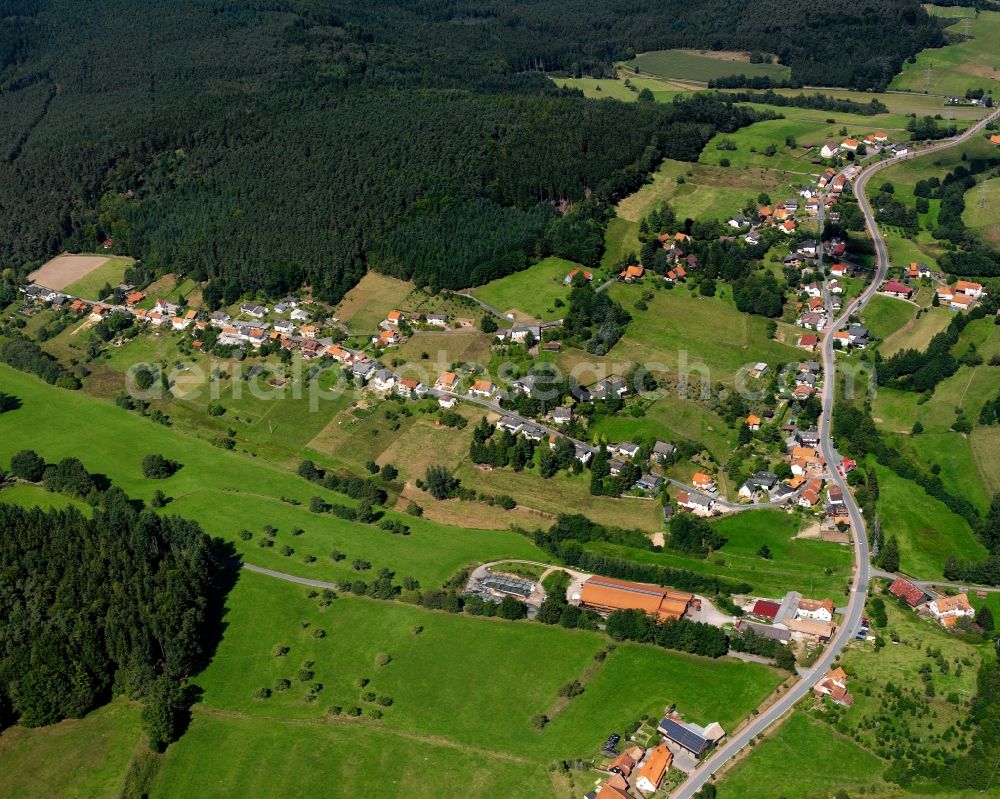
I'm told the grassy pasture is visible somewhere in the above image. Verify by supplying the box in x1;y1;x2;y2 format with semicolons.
0;699;141;799
588;509;853;599
963;176;1000;248
605;283;803;386
552;76;689;103
892;8;1000;97
0;366;547;587
873;464;987;579
718;711;885;799
190;572;784;759
623;50;790;84
472;256;585;319
151;711;549;799
335;272;415;331
879;307;951;356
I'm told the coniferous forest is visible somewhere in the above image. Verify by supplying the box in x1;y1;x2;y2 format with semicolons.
0;0;946;301
0;491;221;748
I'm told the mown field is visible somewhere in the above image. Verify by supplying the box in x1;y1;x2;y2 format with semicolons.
892;7;1000;98
334;272;415;331
0;366;547;588
589;509;854;600
863;294;918;341
879;307;951;356
471;255;586;320
622;50;790;84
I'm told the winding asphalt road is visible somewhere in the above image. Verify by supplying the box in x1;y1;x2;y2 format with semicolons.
670;108;1000;799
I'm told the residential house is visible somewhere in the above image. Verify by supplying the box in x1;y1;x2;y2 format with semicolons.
797;597;834;622
881;279;913;299
608;746;644;778
744;229;762;245
927;593;975;627
797;333;819;351
438;395;457;409
677;491;715;516
847;323;869;348
171;316;191;331
749;362;769;379
954;280;986;299
373;329;399;346
691;472;717;493
781;219;797;235
795;427;821;447
619;264;645;281
564;268;594;284
830;262;850;277
425;313;448;327
613;441;641;460
951;293;973;311
396;378;421;398
635;474;663;494
888;577;928;608
273;319;295;335
435;371;458;391
652;441;675;463
831;174;847;193
506;324;540;344
739;471;778;499
385;310;403;326
512;375;539;397
551;406;572;425
797;240;819;258
820;141;839;158
351;359;377;382
468;379;494;398
290;308;311;322
371;368;397;393
813;667;854;707
636;744;673;794
240;302;267;318
841;137;860;153
746;414;761;431
124;291;145;306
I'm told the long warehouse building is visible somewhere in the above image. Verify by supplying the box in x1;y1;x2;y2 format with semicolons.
578;575;695;620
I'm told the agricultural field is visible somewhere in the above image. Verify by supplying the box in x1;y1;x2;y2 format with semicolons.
26;253;130;295
873;464;987;579
589;509;854;600
622;50;790;84
892;7;1000;98
0;366;548;588
471;256;586;320
0;699;142;799
606;283;803;387
334;272;415;332
717;711;886;799
963;175;1000;248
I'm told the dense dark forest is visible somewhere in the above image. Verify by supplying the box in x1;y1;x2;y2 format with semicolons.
0;491;220;748
0;0;944;300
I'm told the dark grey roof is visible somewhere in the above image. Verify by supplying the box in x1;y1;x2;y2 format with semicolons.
658;718;711;756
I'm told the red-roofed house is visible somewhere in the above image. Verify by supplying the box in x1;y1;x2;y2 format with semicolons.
881;279;913;299
798;333;818;351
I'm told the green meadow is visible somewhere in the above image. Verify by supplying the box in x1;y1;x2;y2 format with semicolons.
63;255;133;300
0;699;142;799
892;7;1000;97
472;256;587;319
863;294;917;341
193;572;783;760
606;283;803;386
718;712;885;799
873;464;987;579
589;510;854;600
552;76;689;103
623;50;790;84
0;366;547;587
963;175;1000;248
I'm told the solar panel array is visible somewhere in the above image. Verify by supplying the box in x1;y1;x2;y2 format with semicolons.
658;718;710;756
482;573;534;599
